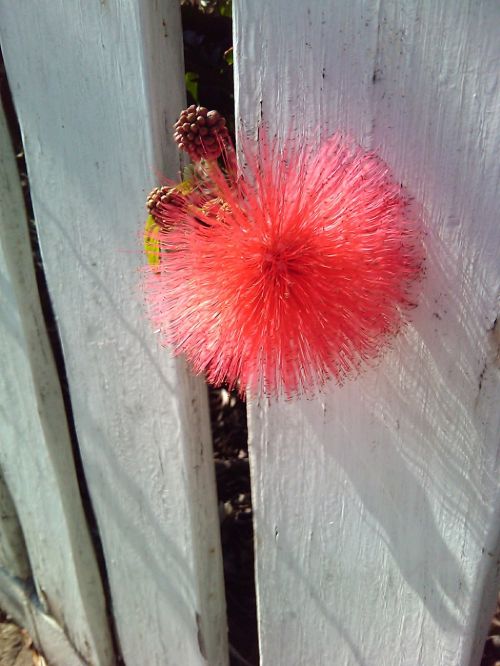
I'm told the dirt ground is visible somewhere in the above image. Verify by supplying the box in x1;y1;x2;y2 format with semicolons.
0;613;46;666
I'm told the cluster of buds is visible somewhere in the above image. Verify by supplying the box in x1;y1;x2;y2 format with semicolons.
146;185;172;216
145;185;178;228
173;105;229;161
145;184;190;228
144;106;232;266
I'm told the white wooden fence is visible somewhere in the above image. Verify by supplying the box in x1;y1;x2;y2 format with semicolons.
0;1;499;665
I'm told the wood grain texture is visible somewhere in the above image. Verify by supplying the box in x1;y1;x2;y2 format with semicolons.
0;1;228;664
234;1;500;664
0;99;113;664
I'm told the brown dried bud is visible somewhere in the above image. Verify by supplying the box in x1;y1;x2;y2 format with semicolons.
146;185;180;224
173;105;229;161
146;186;168;212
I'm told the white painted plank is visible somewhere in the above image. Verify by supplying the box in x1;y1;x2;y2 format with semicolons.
0;100;113;663
235;1;500;664
0;2;228;664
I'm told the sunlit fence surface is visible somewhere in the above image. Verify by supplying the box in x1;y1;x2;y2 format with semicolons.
0;1;499;664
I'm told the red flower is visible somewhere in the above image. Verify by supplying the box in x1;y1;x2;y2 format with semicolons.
144;133;423;399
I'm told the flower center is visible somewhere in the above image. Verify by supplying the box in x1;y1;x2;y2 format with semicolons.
262;242;290;277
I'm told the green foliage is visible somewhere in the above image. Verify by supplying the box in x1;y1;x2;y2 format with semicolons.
218;1;232;17
143;214;161;268
181;1;234;137
181;0;232;16
185;71;199;104
224;47;233;66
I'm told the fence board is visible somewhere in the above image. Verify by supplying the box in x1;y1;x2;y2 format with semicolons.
0;101;113;664
0;469;30;581
0;1;227;665
235;1;500;664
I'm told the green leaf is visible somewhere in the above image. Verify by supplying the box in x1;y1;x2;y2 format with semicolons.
224;47;233;66
176;179;195;196
182;164;196;182
143;214;161;269
185;72;199;104
219;1;232;17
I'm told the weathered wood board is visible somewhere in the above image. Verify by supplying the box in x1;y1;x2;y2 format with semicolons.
0;1;227;664
0;469;30;582
0;99;113;664
234;1;500;664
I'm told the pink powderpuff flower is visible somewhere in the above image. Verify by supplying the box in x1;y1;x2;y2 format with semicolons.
144;132;423;399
